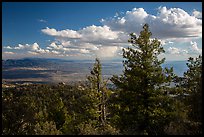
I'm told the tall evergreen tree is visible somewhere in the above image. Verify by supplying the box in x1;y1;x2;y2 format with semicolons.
87;58;107;127
86;58;120;134
183;55;202;123
174;55;202;134
111;24;176;135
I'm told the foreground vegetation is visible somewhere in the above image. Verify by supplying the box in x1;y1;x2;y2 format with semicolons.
2;24;202;135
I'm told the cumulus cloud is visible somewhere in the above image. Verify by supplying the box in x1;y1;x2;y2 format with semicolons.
41;6;202;58
31;43;40;50
192;10;202;19
48;42;63;50
190;41;202;54
42;25;127;45
79;49;90;54
51;50;61;54
79;43;99;51
167;47;189;54
41;27;82;38
3;51;15;54
3;43;51;55
79;25;119;41
22;42;49;54
167;47;179;54
4;46;13;49
166;41;202;55
39;6;202;59
94;46;119;58
28;51;39;55
41;25;128;58
13;44;29;49
61;41;71;47
101;6;202;40
4;6;202;60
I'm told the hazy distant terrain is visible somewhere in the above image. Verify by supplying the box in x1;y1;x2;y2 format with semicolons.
2;58;187;84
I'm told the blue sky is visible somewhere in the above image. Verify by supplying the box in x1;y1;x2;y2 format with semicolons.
2;2;202;61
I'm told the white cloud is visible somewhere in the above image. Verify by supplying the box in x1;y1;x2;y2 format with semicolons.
49;42;63;50
114;12;119;17
166;41;202;55
192;10;202;19
167;47;180;54
101;6;202;40
4;6;202;60
46;47;52;50
94;46;119;58
4;46;13;49
167;47;189;55
37;48;49;54
158;39;167;46
28;51;39;55
41;27;82;38
79;43;99;51
79;49;90;54
51;50;61;54
25;43;50;54
41;27;57;36
38;19;47;23
3;51;15;54
40;6;202;59
42;25;127;45
126;7;148;22
168;41;174;44
14;44;29;49
79;25;119;41
4;43;52;56
190;41;202;54
61;41;71;47
41;25;127;58
31;43;40;50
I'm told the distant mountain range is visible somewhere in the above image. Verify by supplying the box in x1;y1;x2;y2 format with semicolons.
2;58;188;84
2;58;74;68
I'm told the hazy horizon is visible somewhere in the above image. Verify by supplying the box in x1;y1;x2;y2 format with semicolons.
3;57;188;85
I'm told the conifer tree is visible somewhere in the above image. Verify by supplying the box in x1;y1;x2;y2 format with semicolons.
87;58;107;127
183;55;202;123
175;55;202;134
111;24;176;135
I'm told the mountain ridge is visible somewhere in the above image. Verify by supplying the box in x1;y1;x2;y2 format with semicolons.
2;57;188;84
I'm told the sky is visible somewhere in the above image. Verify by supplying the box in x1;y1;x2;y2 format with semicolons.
2;2;202;61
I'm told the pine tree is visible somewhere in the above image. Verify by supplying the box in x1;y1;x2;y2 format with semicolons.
183;55;202;123
87;58;107;127
176;55;202;134
111;24;176;135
